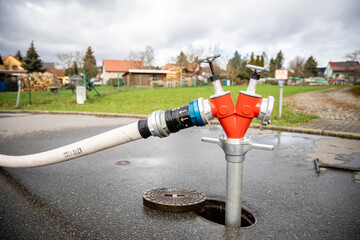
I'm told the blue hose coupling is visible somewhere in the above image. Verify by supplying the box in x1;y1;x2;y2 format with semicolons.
188;98;214;127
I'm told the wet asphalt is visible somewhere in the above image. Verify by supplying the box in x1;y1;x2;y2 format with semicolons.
0;113;359;240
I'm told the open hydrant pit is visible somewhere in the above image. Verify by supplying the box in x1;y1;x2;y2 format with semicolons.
195;199;256;228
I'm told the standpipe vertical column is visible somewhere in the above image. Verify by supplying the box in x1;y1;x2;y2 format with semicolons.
200;57;275;228
225;156;245;227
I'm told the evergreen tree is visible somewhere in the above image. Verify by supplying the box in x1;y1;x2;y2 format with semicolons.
249;52;255;65
176;51;188;68
15;50;23;61
22;41;43;73
228;51;241;81
83;46;97;78
269;57;276;75
304;56;318;77
255;55;261;66
275;50;284;69
69;61;79;75
261;52;268;67
0;55;3;65
260;55;264;67
228;51;249;81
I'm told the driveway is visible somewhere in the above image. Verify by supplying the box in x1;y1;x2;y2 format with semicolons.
284;87;360;133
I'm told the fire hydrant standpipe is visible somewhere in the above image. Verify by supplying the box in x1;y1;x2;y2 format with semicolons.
0;55;275;229
199;56;275;227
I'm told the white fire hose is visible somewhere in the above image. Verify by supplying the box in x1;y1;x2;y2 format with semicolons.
0;122;142;168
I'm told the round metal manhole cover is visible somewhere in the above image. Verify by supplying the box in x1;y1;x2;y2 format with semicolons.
143;187;206;212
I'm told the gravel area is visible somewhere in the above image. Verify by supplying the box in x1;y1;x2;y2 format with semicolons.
284;87;360;133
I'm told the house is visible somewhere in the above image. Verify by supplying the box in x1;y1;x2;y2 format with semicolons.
122;69;170;87
1;55;25;71
42;62;67;85
102;60;143;85
0;55;26;91
324;61;360;84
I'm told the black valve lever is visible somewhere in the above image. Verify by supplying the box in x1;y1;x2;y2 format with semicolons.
246;64;269;80
199;54;221;82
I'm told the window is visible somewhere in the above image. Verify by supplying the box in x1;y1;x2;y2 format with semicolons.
5;65;9;70
12;65;18;70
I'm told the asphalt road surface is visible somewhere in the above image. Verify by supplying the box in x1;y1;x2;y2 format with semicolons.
0;113;359;239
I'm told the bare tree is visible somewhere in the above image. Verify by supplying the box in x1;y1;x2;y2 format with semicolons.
56;51;84;70
289;56;305;78
346;50;360;61
128;50;143;68
345;50;360;84
56;52;73;70
143;46;154;68
74;51;84;69
128;46;154;69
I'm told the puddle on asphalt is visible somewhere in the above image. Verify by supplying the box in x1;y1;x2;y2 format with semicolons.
306;138;360;165
306;138;360;184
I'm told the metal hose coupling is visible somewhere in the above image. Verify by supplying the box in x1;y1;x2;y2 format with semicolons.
138;98;214;139
257;96;275;126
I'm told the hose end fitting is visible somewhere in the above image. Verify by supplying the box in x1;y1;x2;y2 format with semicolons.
139;98;214;139
257;96;275;125
188;97;214;126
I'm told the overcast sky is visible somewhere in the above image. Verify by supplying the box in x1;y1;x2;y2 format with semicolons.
1;0;359;69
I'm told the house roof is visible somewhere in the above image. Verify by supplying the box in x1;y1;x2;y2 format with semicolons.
329;61;360;72
46;69;65;77
103;60;143;72
0;70;27;75
3;55;23;65
42;62;55;69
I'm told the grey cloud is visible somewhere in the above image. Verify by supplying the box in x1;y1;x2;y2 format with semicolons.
1;0;359;67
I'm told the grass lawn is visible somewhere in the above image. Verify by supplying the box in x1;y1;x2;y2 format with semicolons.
0;84;344;126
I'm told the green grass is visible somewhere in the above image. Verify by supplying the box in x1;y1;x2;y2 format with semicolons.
0;84;345;127
350;86;360;96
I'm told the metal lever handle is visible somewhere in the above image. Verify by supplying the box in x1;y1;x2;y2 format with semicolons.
252;143;274;151
198;54;221;63
201;137;222;147
199;54;221;79
246;64;269;74
202;136;274;152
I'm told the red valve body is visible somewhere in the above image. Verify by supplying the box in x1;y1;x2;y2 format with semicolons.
210;92;261;138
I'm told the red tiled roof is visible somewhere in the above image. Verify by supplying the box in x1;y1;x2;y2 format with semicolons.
103;60;143;72
329;61;360;72
46;69;65;77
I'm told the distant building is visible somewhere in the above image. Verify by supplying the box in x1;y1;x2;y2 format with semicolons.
0;55;25;72
317;67;326;77
102;60;143;85
0;55;26;91
324;61;360;84
42;62;56;70
122;69;170;86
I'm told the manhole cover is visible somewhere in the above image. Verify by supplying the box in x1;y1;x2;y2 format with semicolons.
143;187;206;212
